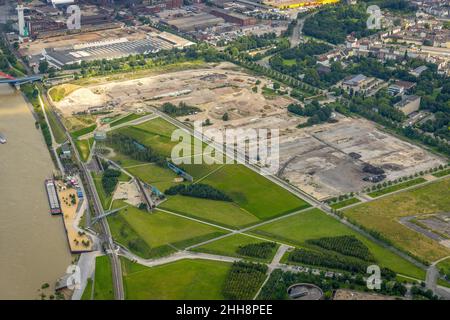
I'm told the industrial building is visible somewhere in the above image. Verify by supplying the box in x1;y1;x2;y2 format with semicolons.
42;34;189;68
210;9;257;26
263;0;340;10
395;95;421;115
163;13;225;32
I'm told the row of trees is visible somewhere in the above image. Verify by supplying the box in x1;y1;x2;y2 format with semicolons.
21;84;52;147
222;261;268;300
164;183;232;202
307;235;375;262
160;102;201;117
288;248;369;273
236;242;277;260
106;133;166;167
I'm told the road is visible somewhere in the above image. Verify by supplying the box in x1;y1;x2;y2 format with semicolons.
119;247;241;268
76;113;159;140
426;256;450;299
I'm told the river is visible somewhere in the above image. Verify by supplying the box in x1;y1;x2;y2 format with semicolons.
0;84;72;299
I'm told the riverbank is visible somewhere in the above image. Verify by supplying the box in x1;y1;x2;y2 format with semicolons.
0;84;72;299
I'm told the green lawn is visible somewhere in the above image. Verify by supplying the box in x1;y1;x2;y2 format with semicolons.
330;197;361;209
81;279;93;300
92;256;114;300
121;258;231;300
437;258;450;278
75;138;93;162
192;234;278;263
344;178;450;263
71;124;97;139
368;178;427;198
118;118;215;180
110;113;144;127
108;201;228;259
433;169;450;178
91;172;113;210
126;163;181;191
249;208;426;279
42;99;66;144
160;195;260;229
118;117;178;157
202;164;310;220
282;59;296;66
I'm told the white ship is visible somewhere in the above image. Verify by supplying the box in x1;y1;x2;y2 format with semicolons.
0;133;6;144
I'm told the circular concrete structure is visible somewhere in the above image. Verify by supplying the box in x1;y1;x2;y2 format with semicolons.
287;283;324;300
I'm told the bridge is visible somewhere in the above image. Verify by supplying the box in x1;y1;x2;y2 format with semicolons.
90;205;128;225
0;71;43;86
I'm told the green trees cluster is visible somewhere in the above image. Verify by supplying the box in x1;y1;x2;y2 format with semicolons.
21;84;52;146
164;183;232;201
101;168;121;195
288;100;333;127
160;101;201;117
288;248;369;273
106;133;166;167
303;4;374;45
0;38;26;77
222;262;268;300
236;242;277;260
307;235;374;262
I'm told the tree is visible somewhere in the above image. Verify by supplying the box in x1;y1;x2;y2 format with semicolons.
38;60;49;74
222;112;229;121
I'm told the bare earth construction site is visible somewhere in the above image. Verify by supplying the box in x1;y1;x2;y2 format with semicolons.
53;62;445;200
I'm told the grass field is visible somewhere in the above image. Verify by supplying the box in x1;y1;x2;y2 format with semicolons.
433;169;450;178
42;98;66;144
92;256;114;300
437;258;450;278
108;201;228;258
192;234;279;263
116;117;308;221
344;178;450;264
81;279;93;300
48;84;81;102
110;113;144;128
368;178;427;198
91;172;113;210
71;124;97;139
121;258;231;300
75;138;93;162
249;208;426;279
160;195;260;229
118;118;178;157
118;118;218;179
282;59;296;66
330;197;361;209
202;164;310;220
126;163;180;191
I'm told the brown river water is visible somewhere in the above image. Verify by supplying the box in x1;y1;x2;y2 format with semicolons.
0;84;71;299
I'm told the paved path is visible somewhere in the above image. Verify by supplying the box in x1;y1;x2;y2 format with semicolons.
253;244;291;300
77;113;158;140
36;89;65;174
71;251;102;300
119;247;240;268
